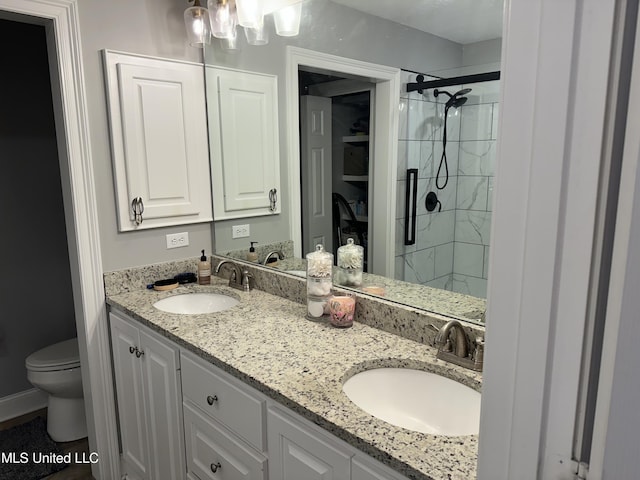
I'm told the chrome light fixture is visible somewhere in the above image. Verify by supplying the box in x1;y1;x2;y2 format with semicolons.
184;0;303;49
184;0;211;47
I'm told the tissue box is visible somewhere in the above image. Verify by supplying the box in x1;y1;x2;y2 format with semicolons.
343;146;368;175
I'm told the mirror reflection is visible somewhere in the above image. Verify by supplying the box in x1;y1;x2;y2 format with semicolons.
205;0;503;324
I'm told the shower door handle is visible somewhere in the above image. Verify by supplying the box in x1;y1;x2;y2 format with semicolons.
404;169;418;245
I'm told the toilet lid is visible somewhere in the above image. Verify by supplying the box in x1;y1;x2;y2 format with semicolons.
26;338;80;371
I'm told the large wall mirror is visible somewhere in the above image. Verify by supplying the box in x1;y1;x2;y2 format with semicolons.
204;0;504;325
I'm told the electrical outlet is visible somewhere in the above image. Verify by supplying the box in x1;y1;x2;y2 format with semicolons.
166;232;189;249
232;224;250;239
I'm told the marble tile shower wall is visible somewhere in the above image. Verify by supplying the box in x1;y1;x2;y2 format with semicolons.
396;72;499;298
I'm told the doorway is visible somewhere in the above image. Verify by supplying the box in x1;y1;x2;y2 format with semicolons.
285;47;400;276
299;70;373;269
0;1;119;478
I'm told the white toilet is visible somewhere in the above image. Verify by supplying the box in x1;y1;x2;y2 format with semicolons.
26;337;87;442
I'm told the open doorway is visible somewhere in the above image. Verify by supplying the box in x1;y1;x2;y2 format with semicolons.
285;47;400;277
298;69;373;270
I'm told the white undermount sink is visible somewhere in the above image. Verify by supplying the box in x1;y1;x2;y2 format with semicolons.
342;368;481;436
153;293;239;314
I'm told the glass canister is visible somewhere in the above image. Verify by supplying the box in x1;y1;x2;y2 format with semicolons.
336;238;364;287
306;244;333;320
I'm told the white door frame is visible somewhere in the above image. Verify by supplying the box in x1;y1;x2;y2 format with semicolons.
0;1;119;478
478;0;619;478
589;2;640;477
285;46;400;275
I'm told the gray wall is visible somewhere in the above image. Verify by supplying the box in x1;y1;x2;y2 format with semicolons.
77;0;213;272
206;0;465;252
462;38;502;67
0;19;77;397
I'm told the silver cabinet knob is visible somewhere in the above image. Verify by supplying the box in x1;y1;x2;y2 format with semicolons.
135;348;144;358
129;346;135;354
206;395;218;405
210;461;221;473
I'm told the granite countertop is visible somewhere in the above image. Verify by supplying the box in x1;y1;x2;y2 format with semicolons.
106;278;481;480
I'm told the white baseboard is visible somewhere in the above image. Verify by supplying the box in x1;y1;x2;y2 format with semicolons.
0;388;48;422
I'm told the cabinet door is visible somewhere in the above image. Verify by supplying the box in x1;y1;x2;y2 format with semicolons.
207;66;280;220
139;329;185;480
184;403;267;480
267;407;351;480
109;312;150;479
104;50;212;231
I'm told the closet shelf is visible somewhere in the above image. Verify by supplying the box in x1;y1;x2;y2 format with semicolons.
342;135;369;143
343;175;369;182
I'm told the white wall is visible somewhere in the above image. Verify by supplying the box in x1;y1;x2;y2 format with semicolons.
77;0;213;272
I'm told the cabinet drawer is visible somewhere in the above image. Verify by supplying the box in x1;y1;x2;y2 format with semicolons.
184;403;267;480
181;353;265;451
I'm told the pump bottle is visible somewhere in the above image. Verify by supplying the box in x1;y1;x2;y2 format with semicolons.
198;249;211;285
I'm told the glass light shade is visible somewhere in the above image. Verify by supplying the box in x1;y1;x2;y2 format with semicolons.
236;0;264;29
184;6;211;47
273;2;302;37
244;21;269;45
220;27;240;51
208;0;238;39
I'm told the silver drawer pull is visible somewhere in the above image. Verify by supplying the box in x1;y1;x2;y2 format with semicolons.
210;461;221;473
206;395;218;405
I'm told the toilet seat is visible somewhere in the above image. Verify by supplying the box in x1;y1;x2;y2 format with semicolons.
26;338;80;372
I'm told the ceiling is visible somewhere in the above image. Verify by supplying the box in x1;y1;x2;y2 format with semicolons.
330;0;504;45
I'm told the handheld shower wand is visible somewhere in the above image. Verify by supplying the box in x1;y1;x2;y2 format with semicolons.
433;88;471;189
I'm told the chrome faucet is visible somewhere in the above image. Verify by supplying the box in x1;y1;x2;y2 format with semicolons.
262;250;284;265
434;320;483;372
214;260;255;292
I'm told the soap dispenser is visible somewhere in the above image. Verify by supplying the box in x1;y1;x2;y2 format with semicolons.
247;242;258;262
198;249;211;285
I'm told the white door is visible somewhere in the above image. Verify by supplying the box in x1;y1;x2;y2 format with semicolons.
109;313;149;479
300;95;333;255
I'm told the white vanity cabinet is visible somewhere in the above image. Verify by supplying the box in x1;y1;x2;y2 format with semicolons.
103;50;213;231
108;310;186;480
180;351;268;480
206;66;280;220
108;311;411;480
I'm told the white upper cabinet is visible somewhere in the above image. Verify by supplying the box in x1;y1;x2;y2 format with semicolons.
103;50;213;231
207;66;281;220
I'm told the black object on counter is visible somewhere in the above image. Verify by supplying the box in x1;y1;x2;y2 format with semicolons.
174;272;197;284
